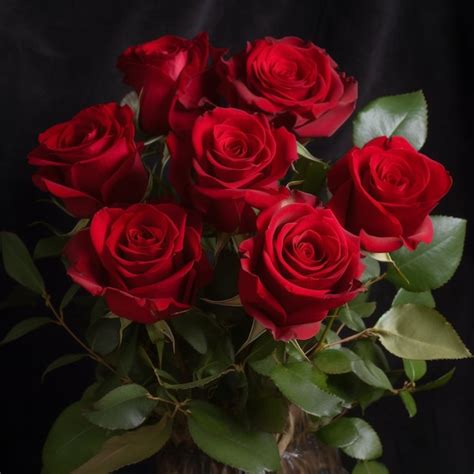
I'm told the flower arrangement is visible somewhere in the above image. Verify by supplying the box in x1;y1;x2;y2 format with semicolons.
1;33;471;474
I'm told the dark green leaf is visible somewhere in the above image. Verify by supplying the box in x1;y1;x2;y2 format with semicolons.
72;416;172;474
42;353;88;381
403;359;427;382
294;152;328;195
0;317;51;346
314;349;352;374
42;401;111;474
374;304;472;359
387;216;466;291
340;305;366;331
86;318;121;355
117;325;138;377
393;289;435;308
399;391;417;417
161;368;234;390
1;231;45;294
414;368;455;392
353;91;427;149
340;418;382;460
60;284;80;311
188;400;280;473
171;310;208;354
270;361;344;417
317;418;359;448
84;384;157;430
353;461;389;474
34;235;67;259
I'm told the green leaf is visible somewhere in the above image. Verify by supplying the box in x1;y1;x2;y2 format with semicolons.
374;304;472;360
71;416;172;474
340;418;382;460
317;417;360;448
86;318;121;355
314;349;352;374
399;391;417;418
0;317;51;346
403;359;427;382
0;231;45;294
42;401;111;474
188;400;280;473
340;305;366;332
349;296;377;318
353;91;427;150
247;396;288;433
171;311;208;354
34;235;67;259
393;289;435;308
160;368;235;390
60;284;80;311
353;460;389;474
116;325;138;378
270;361;344;417
360;256;381;282
350;358;393;391
386;216;466;291
414;368;455;392
42;353;88;381
84;384;157;430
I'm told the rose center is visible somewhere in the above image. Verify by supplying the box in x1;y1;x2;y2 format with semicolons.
127;225;161;245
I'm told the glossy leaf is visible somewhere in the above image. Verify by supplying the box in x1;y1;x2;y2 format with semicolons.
72;416;172;474
0;231;45;294
340;305;366;331
86;318;121;355
399;391;417;417
387;216;466;291
350;358;393;391
188;400;280;473
340;418;382;460
374;304;472;360
403;359;427;382
353;91;427;150
270;361;344;417
0;317;51;346
84;384;157;430
317;417;359;448
42;401;111;474
171;311;208;354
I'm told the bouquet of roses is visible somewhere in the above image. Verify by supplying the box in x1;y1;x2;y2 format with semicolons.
1;33;471;474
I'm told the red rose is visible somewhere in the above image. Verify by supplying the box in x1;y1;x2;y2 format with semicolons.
168;107;298;232
218;36;357;138
64;203;211;323
117;32;223;135
28;103;148;218
239;194;363;341
327;136;452;252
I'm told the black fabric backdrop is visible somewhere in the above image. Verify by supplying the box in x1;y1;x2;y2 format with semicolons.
0;1;473;473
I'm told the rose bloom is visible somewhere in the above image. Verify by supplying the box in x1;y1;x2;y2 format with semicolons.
28;103;148;218
168;107;298;232
328;136;452;252
117;32;222;135
218;36;357;138
64;203;211;323
239;193;363;341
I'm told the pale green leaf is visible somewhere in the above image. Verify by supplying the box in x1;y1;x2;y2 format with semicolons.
340;418;382;460
353;460;389;474
317;417;359;448
403;359;427;382
393;289;435;308
399;391;417;417
374;304;472;360
313;349;352;374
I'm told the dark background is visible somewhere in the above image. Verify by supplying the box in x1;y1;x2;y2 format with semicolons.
0;1;472;472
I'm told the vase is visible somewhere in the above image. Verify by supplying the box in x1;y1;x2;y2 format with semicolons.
154;406;347;473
